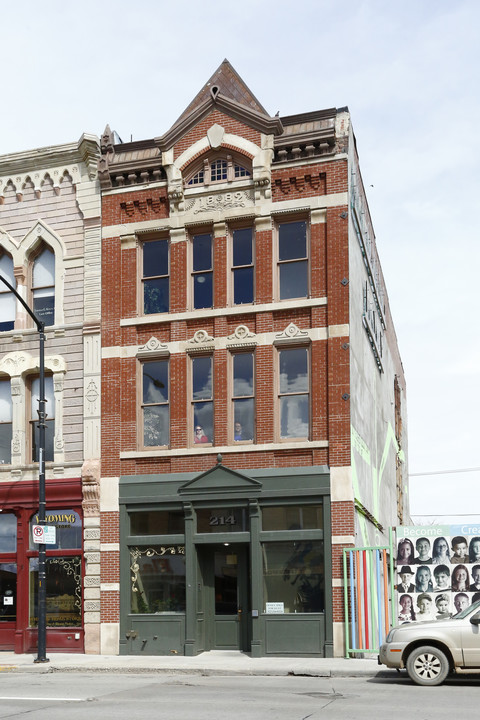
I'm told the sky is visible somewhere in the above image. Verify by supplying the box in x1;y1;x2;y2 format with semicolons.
1;0;479;525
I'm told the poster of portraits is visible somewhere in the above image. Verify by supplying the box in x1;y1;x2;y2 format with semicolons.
395;525;480;623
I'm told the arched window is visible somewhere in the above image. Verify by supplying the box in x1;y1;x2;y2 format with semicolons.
0;253;16;332
32;247;55;326
186;154;251;187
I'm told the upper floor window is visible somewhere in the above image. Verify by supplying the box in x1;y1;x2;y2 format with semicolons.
192;355;213;445
0;253;15;332
192;233;213;309
32;247;55;326
0;378;12;464
142;238;169;314
186;154;251;187
231;228;254;305
142;360;169;447
30;375;55;461
232;352;254;443
278;347;309;440
277;220;308;300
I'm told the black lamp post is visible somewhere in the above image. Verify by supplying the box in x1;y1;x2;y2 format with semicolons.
0;274;48;663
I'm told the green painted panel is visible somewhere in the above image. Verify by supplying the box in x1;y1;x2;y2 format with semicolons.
214;616;239;648
125;616;185;655
264;617;324;655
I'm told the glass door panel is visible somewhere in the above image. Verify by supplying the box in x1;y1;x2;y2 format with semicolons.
0;563;16;622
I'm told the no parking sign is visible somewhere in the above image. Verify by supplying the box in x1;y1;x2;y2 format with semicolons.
32;525;56;544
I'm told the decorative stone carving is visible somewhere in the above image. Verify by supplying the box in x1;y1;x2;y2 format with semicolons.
186;329;214;353
84;528;101;540
85;380;99;405
84;576;101;587
84;600;101;612
137;337;169;358
207;124;225;149
187;190;254;215
12;432;21;454
274;322;310;345
82;459;100;516
226;325;257;348
168;185;185;213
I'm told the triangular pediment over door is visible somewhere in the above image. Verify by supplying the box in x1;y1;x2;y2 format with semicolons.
178;461;262;499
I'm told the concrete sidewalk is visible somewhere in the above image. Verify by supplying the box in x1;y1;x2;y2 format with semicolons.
0;650;383;677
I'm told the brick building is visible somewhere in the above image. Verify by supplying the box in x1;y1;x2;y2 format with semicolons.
0;136;101;653
98;60;408;657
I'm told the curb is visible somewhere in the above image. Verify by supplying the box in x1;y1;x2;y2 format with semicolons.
0;663;382;678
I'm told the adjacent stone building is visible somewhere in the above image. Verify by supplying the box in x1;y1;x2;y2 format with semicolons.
0;136;101;653
98;60;408;658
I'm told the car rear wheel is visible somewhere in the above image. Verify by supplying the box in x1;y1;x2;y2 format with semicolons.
406;645;450;686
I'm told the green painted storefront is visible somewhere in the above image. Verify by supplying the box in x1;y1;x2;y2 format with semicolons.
119;462;333;657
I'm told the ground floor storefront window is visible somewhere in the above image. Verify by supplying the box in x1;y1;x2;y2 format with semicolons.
262;540;324;613
29;556;82;627
0;479;84;653
130;546;186;613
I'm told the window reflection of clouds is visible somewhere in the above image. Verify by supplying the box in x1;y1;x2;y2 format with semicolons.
194;402;213;440
233;354;253;396
0;514;16;553
279;348;308;393
281;396;309;438
0;379;12;422
143;361;168;404
193;357;212;400
31;376;55;416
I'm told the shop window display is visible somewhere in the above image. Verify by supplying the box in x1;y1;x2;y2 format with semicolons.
130;546;186;614
28;509;82;628
262;540;324;614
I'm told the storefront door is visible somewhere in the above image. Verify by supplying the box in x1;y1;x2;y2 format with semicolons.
200;544;250;651
0;562;17;649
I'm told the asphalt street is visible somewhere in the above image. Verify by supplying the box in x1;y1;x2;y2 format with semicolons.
1;672;480;719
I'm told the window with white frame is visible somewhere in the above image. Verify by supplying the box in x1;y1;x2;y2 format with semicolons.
187;154;251;187
0;378;12;464
192;233;213;309
141;360;169;447
231;227;254;305
191;355;213;445
278;347;309;439
277;220;308;300
31;246;55;326
231;352;254;443
30;375;55;461
142;238;169;315
0;252;15;332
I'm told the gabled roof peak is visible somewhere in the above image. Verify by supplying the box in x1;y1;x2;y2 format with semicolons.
156;61;282;153
174;59;269;125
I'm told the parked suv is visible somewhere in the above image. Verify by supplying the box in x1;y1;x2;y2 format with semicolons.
378;600;480;685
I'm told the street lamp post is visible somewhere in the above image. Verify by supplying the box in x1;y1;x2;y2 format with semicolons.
0;274;49;663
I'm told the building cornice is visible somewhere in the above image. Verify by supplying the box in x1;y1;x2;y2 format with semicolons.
0;133;100;178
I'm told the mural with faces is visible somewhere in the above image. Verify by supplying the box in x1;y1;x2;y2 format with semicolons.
395;525;480;623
